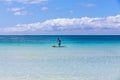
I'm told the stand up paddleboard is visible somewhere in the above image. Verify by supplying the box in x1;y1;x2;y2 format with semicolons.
51;45;65;48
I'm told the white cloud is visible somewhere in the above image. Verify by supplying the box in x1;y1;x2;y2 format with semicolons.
41;7;48;11
1;15;120;32
69;10;74;13
6;0;48;4
7;7;30;16
8;7;25;12
80;3;96;7
14;11;28;15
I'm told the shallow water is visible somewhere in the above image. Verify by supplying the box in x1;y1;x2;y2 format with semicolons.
0;35;120;80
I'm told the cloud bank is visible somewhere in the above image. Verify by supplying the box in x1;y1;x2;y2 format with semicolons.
1;15;120;33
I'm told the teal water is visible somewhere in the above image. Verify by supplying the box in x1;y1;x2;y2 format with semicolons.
0;35;120;80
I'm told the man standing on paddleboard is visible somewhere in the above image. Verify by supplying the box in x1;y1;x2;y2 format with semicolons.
57;38;61;47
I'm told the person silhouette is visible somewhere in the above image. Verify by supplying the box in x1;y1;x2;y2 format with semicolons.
57;38;61;47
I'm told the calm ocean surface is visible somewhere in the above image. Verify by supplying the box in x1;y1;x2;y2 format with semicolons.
0;35;120;80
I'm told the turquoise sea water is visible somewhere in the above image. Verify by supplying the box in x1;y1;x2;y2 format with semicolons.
0;35;120;80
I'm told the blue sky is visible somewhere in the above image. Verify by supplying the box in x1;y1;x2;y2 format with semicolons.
0;0;120;35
